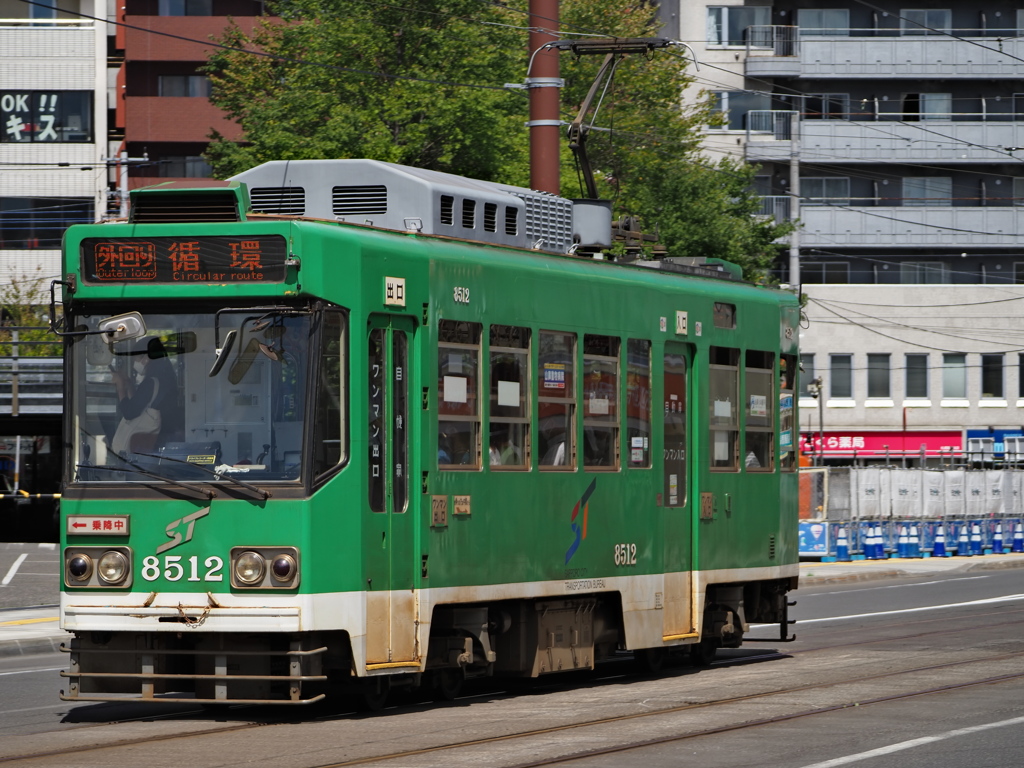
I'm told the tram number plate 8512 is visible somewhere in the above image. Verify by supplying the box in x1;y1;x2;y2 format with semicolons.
141;555;224;582
613;543;637;566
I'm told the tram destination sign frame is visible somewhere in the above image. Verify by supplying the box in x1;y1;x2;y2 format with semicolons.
80;235;288;284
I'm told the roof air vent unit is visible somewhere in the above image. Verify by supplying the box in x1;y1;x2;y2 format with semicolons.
129;192;241;223
250;187;305;216
333;185;387;216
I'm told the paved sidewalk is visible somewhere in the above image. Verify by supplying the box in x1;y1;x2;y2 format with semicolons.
4;553;1024;658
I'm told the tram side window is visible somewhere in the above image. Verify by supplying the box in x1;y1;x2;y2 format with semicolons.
709;346;739;470
583;334;620;469
489;325;530;469
779;354;796;471
538;330;575;469
745;350;774;472
438;320;482;469
314;312;346;480
626;339;651;468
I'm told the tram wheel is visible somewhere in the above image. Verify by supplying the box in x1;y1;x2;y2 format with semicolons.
430;669;464;702
634;647;666;675
357;678;390;712
689;639;717;667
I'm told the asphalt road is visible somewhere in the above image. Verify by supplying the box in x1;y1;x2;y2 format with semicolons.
1;565;1023;767
0;542;59;609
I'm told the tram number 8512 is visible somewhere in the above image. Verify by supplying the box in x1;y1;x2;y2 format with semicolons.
614;543;637;566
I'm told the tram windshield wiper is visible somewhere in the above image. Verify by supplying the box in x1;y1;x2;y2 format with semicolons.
76;461;214;500
134;452;271;500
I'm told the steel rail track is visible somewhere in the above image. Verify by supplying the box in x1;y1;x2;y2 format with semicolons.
7;644;1024;767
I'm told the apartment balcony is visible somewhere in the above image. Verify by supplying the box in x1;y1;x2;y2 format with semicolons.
121;15;266;62
745;27;1024;79
1;18;97;88
124;96;243;143
745;111;1024;164
799;205;1024;247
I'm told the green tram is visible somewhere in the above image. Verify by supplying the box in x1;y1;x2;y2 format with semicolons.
57;160;800;706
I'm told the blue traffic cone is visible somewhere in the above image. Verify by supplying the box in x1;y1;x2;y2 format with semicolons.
896;525;909;559
934;525;947;557
875;523;887;560
970;523;983;556
836;527;851;562
909;525;921;558
958;523;971;556
868;524;881;560
993;523;1005;554
1014;523;1024;553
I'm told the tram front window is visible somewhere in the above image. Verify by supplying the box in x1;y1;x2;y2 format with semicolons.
70;307;317;484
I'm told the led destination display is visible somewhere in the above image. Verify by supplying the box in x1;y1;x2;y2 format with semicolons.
80;235;288;284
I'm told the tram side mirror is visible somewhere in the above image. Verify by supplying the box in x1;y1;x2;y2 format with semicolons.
208;330;237;378
98;312;146;344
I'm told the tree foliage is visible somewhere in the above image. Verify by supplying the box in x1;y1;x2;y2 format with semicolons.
0;269;62;357
204;0;793;280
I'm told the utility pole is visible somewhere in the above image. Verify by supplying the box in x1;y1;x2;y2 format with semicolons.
788;110;801;286
528;0;561;194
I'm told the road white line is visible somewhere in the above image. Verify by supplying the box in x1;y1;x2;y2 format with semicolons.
1;554;29;586
0;666;62;677
807;576;991;596
796;714;1024;768
799;593;1024;624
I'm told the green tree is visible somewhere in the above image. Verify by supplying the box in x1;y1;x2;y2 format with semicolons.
0;269;62;358
204;0;793;280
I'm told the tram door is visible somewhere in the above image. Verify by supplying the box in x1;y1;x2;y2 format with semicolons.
662;342;696;638
365;315;418;665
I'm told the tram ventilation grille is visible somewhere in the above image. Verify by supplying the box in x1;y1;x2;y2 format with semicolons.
250;187;306;216
130;193;241;223
768;534;776;560
332;185;387;216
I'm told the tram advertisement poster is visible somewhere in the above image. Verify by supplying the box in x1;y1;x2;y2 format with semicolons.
80;236;288;284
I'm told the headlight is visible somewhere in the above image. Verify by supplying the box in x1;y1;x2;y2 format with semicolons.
67;553;94;582
234;551;266;585
97;550;129;585
270;553;297;582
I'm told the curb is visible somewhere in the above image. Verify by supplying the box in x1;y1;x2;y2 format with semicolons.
800;554;1024;586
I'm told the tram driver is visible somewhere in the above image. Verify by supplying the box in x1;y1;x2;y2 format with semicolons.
110;337;182;455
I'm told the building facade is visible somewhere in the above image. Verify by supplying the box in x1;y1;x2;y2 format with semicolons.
660;0;1024;465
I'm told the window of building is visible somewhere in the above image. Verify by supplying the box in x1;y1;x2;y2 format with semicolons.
157;75;212;98
830;354;852;398
0;197;93;249
709;91;771;131
158;0;212;15
29;0;56;19
903;177;952;205
905;354;929;398
582;334;619;469
801;353;815;396
159;156;214;178
942;353;967;398
1013;177;1024;206
538;331;575;469
804;93;850;119
902;93;952;120
709;346;740;470
1019;353;1024;397
900;9;952;34
867;354;890;398
707;6;771;46
801;261;850;283
981;353;1004;398
438;320;482;469
1;90;92;143
797;8;850;34
745;350;774;471
489;325;530;469
900;261;948;283
802;177;850;206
